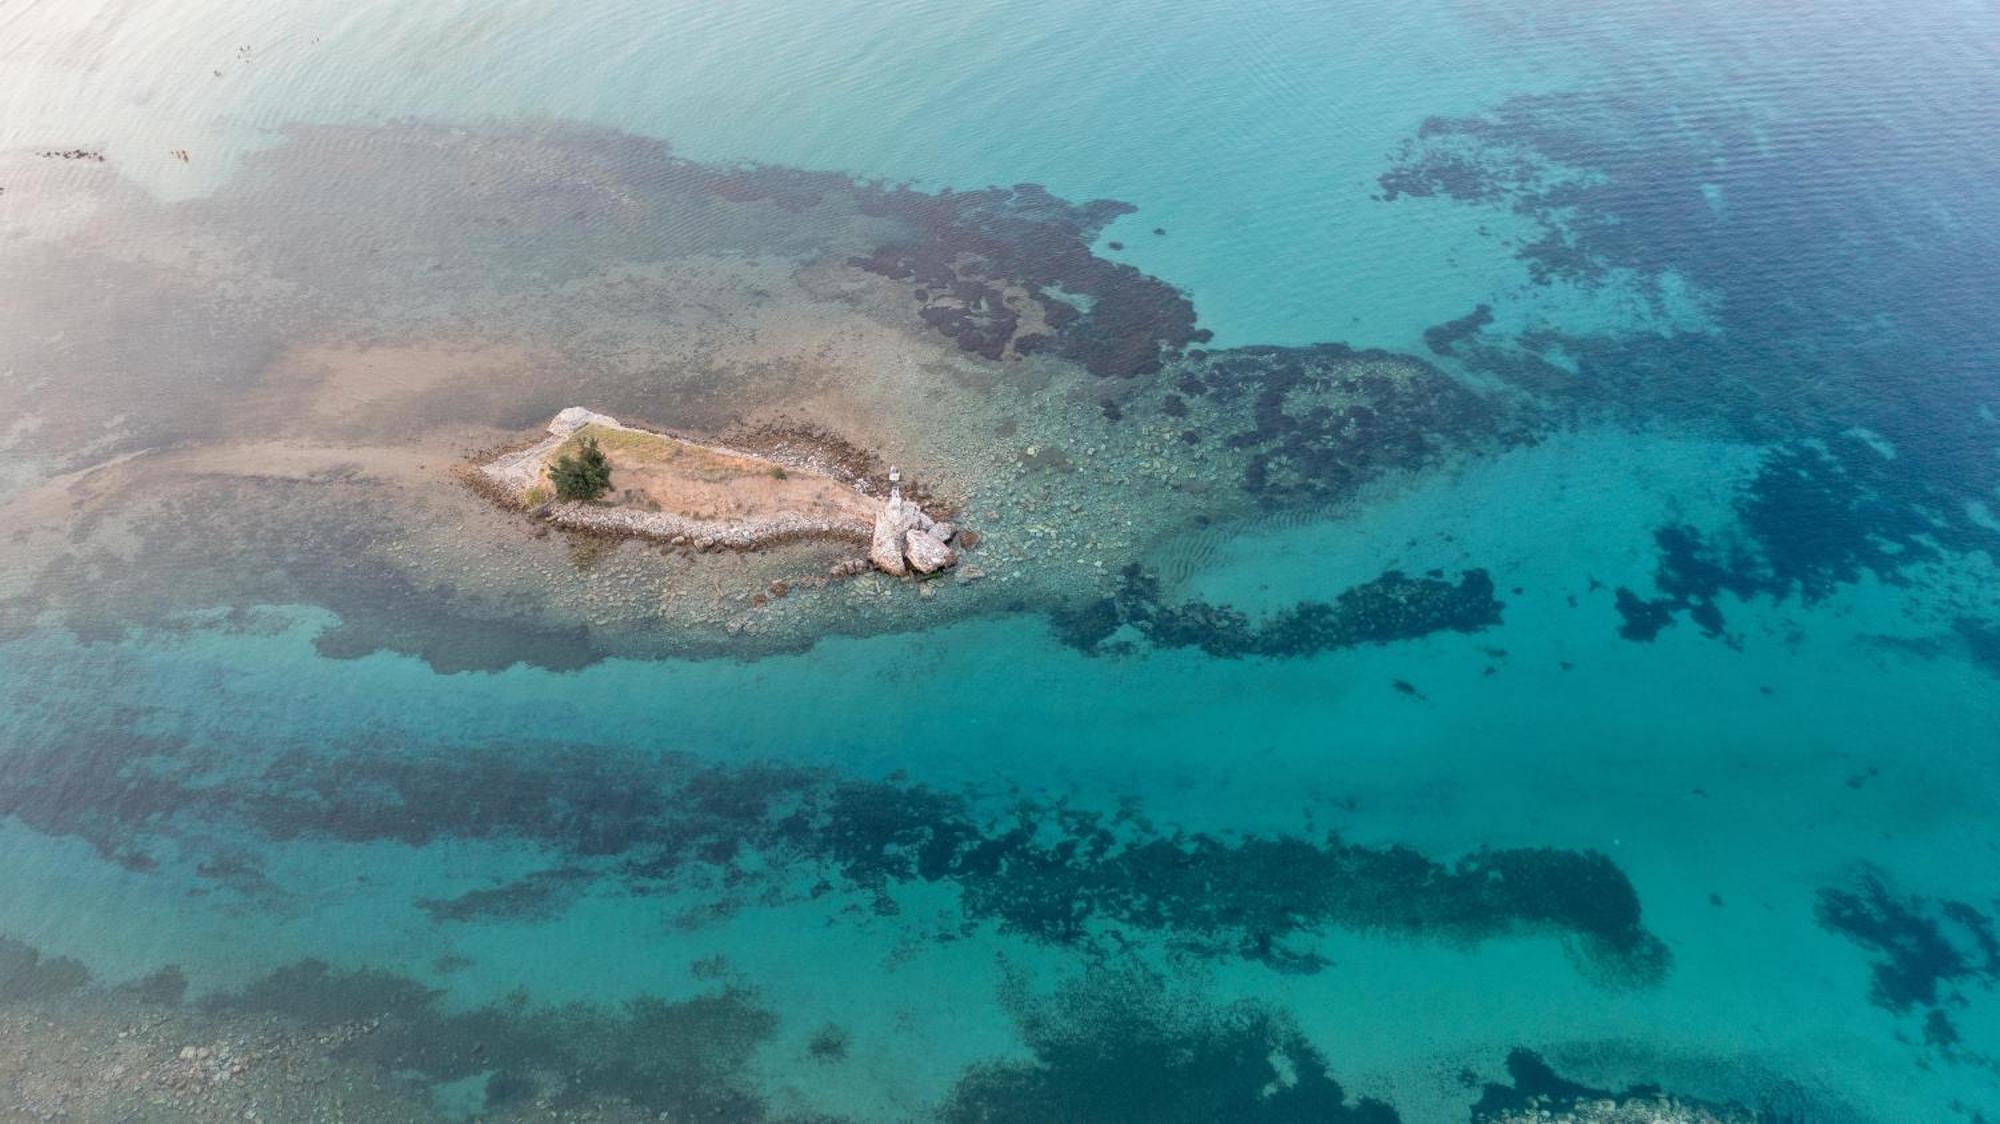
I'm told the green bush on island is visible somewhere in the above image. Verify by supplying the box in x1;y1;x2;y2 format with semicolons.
550;436;613;502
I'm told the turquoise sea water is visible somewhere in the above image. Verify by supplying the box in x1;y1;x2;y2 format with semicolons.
3;1;2000;1120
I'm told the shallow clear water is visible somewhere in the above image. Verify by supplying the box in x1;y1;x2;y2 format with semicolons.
2;1;1999;1120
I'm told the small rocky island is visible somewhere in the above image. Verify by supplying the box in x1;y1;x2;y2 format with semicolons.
476;408;965;577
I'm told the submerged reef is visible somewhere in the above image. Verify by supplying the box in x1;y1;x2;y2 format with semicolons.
1612;434;1968;643
1189;343;1508;506
1379;91;2000;559
1380;73;2000;680
1056;564;1503;658
0;935;90;1003
211;960;786;1121
417;866;591;923
1423;303;1497;357
694;162;1210;377
0;931;1821;1123
1613;526;1759;644
1471;1048;1758;1124
1816;865;2000;1056
0;947;805;1121
940;967;1399;1123
1958;618;2000;681
0;937;1411;1123
0;928;806;1121
0;722;1668;984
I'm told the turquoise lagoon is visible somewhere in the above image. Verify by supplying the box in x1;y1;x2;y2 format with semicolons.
2;1;1999;1120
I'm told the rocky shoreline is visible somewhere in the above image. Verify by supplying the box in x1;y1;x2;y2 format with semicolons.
539;501;870;552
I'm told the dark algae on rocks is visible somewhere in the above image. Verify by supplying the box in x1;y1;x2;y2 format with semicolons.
941;968;1400;1123
1055;564;1504;658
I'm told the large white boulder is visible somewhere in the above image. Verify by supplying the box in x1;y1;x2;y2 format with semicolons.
904;528;957;574
870;495;920;575
549;406;620;437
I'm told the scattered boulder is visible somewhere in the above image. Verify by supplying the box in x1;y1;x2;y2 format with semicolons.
905;529;957;574
932;522;957;542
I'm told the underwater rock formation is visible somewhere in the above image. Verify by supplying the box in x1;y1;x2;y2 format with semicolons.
0;709;1670;985
939;968;1399;1123
1378;91;2000;544
1816;866;2000;1019
1184;343;1508;506
846;183;1208;378
1055;564;1504;658
1471;1048;1757;1124
0;936;90;1003
1612;434;1972;644
206;959;784;1121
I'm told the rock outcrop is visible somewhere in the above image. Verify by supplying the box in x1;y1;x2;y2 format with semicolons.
904;529;957;574
548;406;621;437
870;494;923;576
869;491;959;576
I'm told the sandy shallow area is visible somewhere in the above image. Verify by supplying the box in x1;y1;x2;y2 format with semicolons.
0;120;1514;668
